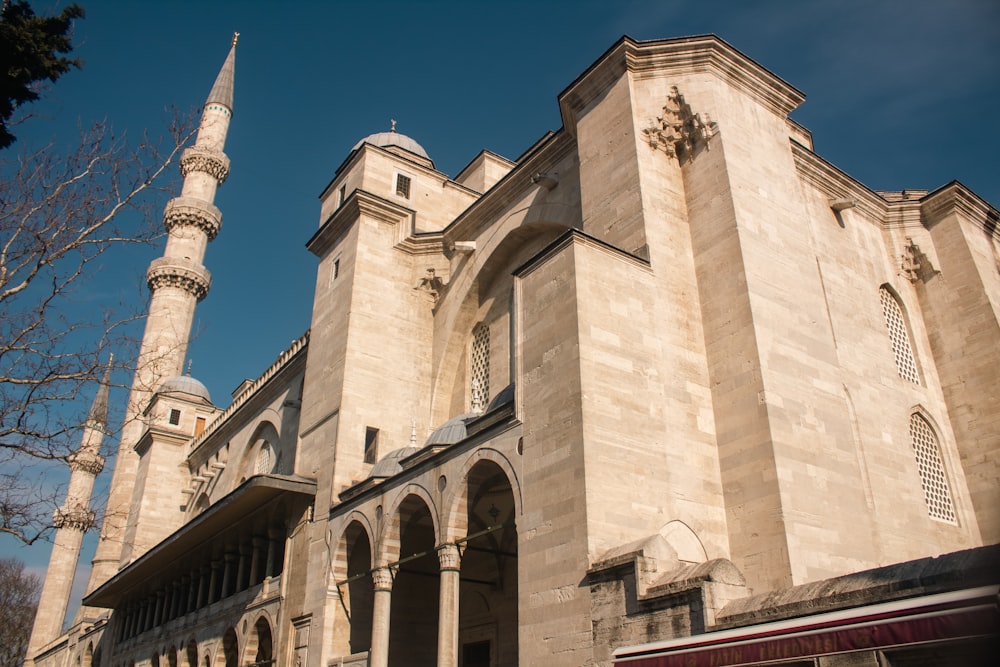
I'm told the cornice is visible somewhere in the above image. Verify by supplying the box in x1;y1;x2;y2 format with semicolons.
308;190;441;257
559;35;805;135
187;331;310;461
443;131;575;246
513;228;651;279
791;141;889;223
920;182;1000;237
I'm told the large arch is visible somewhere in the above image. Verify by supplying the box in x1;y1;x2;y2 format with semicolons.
387;494;439;666
379;484;440;562
331;519;375;658
243;615;273;667
431;219;572;424
442;448;522;543
456;458;519;667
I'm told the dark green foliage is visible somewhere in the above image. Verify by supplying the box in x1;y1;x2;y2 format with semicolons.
0;0;84;148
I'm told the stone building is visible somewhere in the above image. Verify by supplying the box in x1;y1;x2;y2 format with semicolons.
27;33;999;667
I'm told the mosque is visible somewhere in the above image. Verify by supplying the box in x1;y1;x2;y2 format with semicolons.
26;33;999;667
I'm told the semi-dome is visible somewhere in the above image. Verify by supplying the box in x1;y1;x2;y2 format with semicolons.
352;130;429;160
158;375;212;403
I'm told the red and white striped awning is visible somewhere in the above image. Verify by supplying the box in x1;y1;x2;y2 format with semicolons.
613;585;999;666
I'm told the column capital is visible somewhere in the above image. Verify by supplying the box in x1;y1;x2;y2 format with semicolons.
437;544;462;572
372;567;393;591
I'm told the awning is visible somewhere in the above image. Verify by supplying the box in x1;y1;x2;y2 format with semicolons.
84;474;316;608
613;586;999;666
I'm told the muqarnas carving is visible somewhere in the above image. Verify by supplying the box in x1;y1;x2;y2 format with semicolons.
643;86;718;161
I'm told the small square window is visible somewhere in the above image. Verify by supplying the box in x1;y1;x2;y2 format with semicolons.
364;427;379;464
332;257;340;281
169;408;181;425
395;174;411;199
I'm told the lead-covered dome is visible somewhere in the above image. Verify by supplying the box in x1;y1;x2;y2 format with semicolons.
158;375;212;403
353;130;429;160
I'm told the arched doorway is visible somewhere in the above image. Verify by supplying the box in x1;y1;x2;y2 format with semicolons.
458;460;518;666
215;628;238;667
244;616;273;666
185;639;198;667
388;495;439;666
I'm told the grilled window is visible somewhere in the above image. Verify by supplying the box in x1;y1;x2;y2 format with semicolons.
470;323;490;412
395;174;411;199
909;414;956;523
879;286;920;383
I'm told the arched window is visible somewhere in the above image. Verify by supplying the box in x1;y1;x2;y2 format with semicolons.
909;413;956;523
879;286;920;383
470;323;490;412
255;442;272;475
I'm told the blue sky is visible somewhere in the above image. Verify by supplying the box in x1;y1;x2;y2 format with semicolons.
3;0;998;624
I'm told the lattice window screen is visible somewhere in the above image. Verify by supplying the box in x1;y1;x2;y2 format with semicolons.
470;323;490;412
879;287;920;383
909;414;956;523
255;442;272;475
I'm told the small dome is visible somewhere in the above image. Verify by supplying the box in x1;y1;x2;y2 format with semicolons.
369;446;420;479
424;413;478;447
158;375;212;403
353;131;429;159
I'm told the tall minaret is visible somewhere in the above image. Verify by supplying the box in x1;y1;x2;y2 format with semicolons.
26;360;110;659
83;37;236;596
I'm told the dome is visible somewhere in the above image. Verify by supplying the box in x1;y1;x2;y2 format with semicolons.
158;375;212;403
369;446;420;479
352;130;429;160
424;413;478;447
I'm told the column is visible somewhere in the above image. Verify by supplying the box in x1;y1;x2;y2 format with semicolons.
236;543;250;592
222;552;236;599
250;536;264;585
437;545;461;667
208;561;221;604
368;567;393;667
196;565;209;608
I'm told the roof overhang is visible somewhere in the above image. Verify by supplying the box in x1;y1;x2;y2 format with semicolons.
84;474;316;608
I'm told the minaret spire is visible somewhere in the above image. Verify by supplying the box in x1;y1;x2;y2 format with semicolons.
26;359;111;660
81;36;238;601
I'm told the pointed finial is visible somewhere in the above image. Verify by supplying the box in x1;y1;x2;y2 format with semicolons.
186;360;193;376
232;31;240;47
390;119;397;133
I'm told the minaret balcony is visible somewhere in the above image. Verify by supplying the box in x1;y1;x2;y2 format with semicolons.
179;146;230;184
163;196;223;240
146;257;212;301
53;505;96;531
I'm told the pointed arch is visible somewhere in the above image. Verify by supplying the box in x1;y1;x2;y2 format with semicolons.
378;484;440;563
331;518;375;657
214;628;239;667
242;614;274;667
878;284;921;383
908;408;957;524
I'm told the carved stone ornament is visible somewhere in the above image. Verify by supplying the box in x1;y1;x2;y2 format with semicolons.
163;197;223;240
414;268;446;302
180;146;231;184
642;86;719;162
53;505;96;531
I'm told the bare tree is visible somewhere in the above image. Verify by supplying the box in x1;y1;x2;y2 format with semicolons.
0;557;42;667
0;116;193;544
